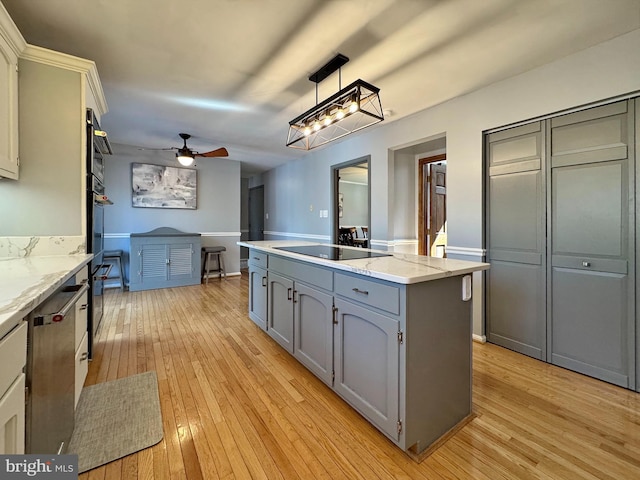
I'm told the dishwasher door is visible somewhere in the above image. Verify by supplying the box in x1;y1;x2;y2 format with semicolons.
26;279;89;454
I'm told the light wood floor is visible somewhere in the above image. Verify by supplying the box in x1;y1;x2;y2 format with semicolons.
80;274;640;480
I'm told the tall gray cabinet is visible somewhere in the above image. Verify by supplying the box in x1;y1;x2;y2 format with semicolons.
486;99;637;391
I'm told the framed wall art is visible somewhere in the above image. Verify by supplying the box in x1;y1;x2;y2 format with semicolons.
131;162;197;209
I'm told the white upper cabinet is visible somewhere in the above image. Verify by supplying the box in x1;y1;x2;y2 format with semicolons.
0;3;25;179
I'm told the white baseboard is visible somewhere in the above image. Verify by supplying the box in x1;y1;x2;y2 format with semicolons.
472;334;487;343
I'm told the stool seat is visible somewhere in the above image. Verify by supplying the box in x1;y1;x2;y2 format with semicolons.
202;246;226;253
102;250;125;291
201;246;226;282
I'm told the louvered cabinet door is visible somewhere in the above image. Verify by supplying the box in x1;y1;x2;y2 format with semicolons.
168;244;196;281
140;244;168;284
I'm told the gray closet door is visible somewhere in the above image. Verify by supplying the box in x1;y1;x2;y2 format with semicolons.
486;122;546;359
548;100;635;389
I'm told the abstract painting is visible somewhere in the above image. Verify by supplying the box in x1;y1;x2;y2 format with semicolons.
131;163;197;209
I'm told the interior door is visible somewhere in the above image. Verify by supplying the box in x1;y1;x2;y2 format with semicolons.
429;163;447;256
486;122;547;359
249;186;264;241
548;100;635;389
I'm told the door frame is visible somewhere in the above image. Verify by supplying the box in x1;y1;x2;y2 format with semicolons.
331;156;371;245
418;154;446;255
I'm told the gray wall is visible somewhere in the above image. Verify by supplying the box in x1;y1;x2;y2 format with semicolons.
0;60;83;236
339;181;368;227
392;152;416;241
103;144;242;280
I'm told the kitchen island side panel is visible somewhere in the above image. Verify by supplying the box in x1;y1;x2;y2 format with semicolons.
404;275;472;452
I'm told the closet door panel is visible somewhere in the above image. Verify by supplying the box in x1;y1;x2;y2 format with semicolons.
551;268;628;386
549;100;634;389
486;122;546;359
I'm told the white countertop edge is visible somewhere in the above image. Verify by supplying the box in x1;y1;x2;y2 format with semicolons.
0;254;93;339
238;241;489;284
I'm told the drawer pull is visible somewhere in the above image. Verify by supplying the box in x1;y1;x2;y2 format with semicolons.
287;287;293;301
582;261;591;267
253;256;261;261
80;303;88;311
80;352;88;361
352;287;369;295
261;276;267;287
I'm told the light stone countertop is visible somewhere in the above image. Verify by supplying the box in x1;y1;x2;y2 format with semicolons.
238;241;489;284
0;254;93;339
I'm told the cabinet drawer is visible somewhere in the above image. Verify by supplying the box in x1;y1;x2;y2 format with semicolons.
335;273;400;315
249;251;268;269
0;322;27;396
269;255;333;291
75;265;89;285
75;332;89;408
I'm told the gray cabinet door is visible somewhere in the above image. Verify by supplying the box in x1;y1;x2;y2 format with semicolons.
486;122;547;359
333;298;399;441
248;265;267;330
267;272;294;353
294;282;334;386
168;244;196;281
548;101;635;389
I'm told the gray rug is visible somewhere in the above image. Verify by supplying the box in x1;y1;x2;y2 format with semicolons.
68;371;164;473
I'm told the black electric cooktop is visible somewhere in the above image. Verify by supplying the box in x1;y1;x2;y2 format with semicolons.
274;245;391;261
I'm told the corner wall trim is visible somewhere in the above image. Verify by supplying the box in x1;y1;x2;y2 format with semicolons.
446;246;486;258
472;334;487;344
105;232;241;239
264;231;331;241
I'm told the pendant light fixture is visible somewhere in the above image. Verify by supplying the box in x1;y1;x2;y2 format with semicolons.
287;54;384;150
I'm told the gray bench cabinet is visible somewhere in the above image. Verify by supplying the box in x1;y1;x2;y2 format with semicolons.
129;227;201;292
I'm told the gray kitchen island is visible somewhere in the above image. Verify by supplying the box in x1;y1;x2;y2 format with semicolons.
238;240;489;458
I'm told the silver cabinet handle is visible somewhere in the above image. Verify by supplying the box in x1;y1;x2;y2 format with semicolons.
287;287;293;301
80;352;89;361
262;276;267;287
352;287;369;295
582;261;591;267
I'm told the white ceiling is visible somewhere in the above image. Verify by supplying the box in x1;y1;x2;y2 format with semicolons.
3;0;640;174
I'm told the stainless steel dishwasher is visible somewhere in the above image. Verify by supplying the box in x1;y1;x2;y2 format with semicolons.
25;276;89;454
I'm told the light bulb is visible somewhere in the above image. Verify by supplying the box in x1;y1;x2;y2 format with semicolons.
335;109;345;120
177;155;194;166
323;115;333;126
303;126;311;136
349;100;359;113
313;120;321;131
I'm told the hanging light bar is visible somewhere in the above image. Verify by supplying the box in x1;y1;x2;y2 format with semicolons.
287;55;384;150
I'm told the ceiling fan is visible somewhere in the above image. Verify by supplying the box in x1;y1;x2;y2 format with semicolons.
173;133;228;166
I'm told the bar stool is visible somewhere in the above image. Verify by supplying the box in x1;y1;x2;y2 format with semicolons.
103;249;125;291
201;246;226;283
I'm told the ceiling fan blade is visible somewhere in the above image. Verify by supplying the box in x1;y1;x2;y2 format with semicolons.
196;147;229;158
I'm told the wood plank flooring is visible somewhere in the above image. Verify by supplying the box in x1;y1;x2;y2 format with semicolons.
79;274;640;479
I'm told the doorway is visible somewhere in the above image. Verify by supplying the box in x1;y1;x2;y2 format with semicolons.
418;154;447;256
332;157;370;247
248;186;264;241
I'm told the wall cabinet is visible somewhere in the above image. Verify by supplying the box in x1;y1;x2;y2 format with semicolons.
247;248;473;455
129;228;202;292
0;4;24;179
